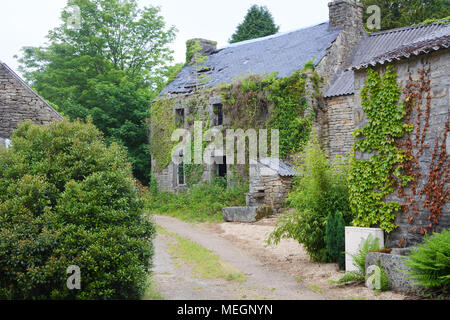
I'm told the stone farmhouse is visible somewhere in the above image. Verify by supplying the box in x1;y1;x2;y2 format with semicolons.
152;0;449;246
0;61;62;147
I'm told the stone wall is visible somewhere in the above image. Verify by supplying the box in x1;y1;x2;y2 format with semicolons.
247;162;292;213
315;0;364;153
0;63;62;140
151;89;224;192
325;94;355;159
317;0;364;84
353;49;450;248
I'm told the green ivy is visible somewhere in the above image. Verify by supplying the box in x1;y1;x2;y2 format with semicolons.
348;66;413;233
220;69;314;159
151;63;317;178
150;98;176;172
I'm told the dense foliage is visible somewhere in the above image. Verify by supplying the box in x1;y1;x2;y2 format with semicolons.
221;70;313;159
0;120;155;299
326;212;346;269
148;178;247;222
268;134;353;262
17;0;176;184
358;0;450;31
349;66;412;233
150;98;177;173
229;5;279;44
403;229;450;292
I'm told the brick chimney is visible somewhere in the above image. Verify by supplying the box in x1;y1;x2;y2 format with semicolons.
328;0;363;30
186;39;217;64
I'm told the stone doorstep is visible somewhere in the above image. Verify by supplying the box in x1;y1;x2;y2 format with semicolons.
222;206;273;223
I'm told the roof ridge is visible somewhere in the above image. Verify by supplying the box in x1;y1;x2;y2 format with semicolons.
218;21;330;50
368;21;449;37
0;62;63;119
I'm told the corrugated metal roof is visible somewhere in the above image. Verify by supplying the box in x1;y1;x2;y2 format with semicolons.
324;22;450;98
161;22;341;95
258;158;296;177
324;69;354;98
351;23;450;70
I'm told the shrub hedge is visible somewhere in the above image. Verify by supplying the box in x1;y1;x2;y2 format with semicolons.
0;119;155;299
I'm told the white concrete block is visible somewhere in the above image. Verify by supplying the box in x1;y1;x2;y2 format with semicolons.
345;227;384;272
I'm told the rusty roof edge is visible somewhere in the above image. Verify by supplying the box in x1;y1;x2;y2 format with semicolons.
349;34;450;71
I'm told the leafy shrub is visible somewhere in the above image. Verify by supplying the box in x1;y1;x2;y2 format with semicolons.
403;229;450;292
148;177;247;222
326;212;346;269
267;134;353;262
332;234;385;288
0;119;155;299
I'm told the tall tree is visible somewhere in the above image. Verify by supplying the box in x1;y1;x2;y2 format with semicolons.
229;5;279;44
359;0;450;31
17;0;176;184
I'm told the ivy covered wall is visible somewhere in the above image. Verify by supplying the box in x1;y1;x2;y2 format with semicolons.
150;66;323;191
351;49;450;248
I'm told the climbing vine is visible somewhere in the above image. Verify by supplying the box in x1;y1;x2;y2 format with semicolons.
398;63;449;243
349;66;413;233
349;63;449;240
150;98;176;172
220;69;314;159
151;62;320;183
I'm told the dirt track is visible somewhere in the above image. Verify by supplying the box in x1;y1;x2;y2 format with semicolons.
152;215;323;300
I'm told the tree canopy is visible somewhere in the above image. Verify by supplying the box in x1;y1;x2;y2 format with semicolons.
359;0;450;31
17;0;177;184
229;5;279;44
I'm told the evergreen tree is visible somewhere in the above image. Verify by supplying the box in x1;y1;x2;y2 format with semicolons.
359;0;450;31
326;212;346;269
229;5;279;44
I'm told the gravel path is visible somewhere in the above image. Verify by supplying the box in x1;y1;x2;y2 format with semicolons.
152;215;323;300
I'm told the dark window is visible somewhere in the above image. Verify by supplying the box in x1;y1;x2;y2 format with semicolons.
175;109;185;127
213;104;223;126
178;162;185;186
217;156;227;178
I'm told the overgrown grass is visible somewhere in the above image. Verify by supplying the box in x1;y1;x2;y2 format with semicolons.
142;277;164;300
148;179;248;222
159;227;247;282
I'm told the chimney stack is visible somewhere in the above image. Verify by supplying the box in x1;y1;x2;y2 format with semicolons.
328;0;363;30
186;39;217;64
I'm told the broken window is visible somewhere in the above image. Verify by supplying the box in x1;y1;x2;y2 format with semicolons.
175;108;185;128
213;104;223;126
217;156;227;178
178;162;186;186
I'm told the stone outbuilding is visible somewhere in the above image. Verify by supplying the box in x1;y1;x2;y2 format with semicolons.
247;158;296;213
0;61;62;148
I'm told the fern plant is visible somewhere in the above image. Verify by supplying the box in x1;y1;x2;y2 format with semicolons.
351;234;381;276
403;229;450;292
332;234;382;285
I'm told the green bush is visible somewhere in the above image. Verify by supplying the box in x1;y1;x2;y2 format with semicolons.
0;119;155;299
148;177;247;222
332;234;387;290
326;212;346;269
267;134;353;262
403;229;450;292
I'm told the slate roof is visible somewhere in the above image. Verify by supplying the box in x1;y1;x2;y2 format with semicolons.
324;22;450;98
161;22;341;95
258;158;296;177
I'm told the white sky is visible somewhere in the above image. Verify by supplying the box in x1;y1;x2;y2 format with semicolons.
0;0;331;74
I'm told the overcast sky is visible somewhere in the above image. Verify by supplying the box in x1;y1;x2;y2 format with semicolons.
0;0;331;74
